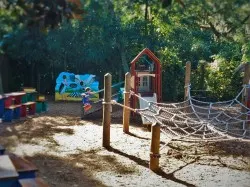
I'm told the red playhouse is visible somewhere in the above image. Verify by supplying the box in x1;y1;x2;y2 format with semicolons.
130;48;162;122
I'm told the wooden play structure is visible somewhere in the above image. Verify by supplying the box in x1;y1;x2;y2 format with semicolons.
130;48;162;109
102;72;161;171
102;48;163;171
129;48;162;124
0;146;48;186
0;88;47;123
102;60;250;172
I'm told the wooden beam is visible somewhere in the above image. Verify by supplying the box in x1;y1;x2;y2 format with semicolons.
102;73;112;148
123;72;131;133
184;61;191;100
149;123;161;171
242;62;250;109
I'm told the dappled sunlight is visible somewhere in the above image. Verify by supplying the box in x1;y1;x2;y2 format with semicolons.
25;153;106;187
0;101;250;187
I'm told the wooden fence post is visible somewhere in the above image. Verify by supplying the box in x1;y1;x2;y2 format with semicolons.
149;123;161;171
242;62;250;108
184;61;191;100
102;73;112;148
123;72;131;133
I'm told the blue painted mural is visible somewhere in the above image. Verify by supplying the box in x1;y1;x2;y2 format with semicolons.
55;72;99;101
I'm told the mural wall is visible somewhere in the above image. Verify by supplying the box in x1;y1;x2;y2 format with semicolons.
55;72;99;101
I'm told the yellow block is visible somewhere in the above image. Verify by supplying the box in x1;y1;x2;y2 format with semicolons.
23;87;36;92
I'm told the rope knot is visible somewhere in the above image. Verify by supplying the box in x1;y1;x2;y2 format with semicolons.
150;152;161;158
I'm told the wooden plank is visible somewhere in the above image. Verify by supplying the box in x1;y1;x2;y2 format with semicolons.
184;61;191;100
22;102;36;106
19;177;49;187
5;92;26;97
123;72;131;133
36;99;46;102
5;105;21;110
149;123;161;171
0;155;19;180
102;73;112;148
0;95;9;99
8;154;38;173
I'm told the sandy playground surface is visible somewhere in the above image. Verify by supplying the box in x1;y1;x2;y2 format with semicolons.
0;101;250;187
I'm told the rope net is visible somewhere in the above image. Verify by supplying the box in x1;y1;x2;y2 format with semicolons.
128;85;250;142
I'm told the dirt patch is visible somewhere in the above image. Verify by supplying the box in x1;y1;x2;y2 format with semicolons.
0;101;250;187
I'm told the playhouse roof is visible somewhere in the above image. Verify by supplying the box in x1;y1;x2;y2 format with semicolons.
130;48;161;67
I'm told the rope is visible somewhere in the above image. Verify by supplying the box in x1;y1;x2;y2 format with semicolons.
103;100;137;113
127;84;250;142
99;84;250;142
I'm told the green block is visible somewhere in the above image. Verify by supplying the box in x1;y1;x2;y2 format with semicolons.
36;102;43;113
42;102;48;112
27;93;36;102
21;95;28;103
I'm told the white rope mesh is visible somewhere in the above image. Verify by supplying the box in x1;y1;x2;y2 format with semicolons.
129;85;250;142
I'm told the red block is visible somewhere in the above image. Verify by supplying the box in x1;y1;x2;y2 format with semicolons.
21;105;27;117
4;97;12;108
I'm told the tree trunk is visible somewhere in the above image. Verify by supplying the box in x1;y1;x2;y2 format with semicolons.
64;51;67;71
199;62;205;90
30;63;36;87
37;63;41;92
144;0;149;35
119;45;129;74
144;0;149;21
0;55;9;93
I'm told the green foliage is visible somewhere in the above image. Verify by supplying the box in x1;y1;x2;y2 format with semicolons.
242;42;250;62
206;56;242;100
0;0;249;100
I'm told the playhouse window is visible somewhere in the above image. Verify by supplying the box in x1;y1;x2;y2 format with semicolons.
142;77;148;86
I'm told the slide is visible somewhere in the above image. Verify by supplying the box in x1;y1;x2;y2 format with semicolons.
138;93;157;124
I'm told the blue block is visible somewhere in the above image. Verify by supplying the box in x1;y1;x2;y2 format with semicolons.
13;107;20;120
0;99;4;118
0;146;5;155
0;180;18;187
18;171;36;179
3;109;13;122
0;150;5;155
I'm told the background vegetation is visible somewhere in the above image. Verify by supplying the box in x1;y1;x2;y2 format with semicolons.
0;0;250;101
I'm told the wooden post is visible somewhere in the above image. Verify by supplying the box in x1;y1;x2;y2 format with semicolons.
123;72;131;133
184;61;191;100
102;73;112;148
149;123;161;171
242;62;250;108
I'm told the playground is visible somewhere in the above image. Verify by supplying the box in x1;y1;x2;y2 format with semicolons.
0;101;249;187
0;48;249;187
1;1;250;186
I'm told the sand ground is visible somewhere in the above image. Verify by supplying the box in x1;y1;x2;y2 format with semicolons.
0;101;250;187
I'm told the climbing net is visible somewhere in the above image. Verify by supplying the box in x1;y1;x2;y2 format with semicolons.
112;85;250;142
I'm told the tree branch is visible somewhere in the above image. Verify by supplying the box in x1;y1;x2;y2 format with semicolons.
227;14;250;34
199;14;250;39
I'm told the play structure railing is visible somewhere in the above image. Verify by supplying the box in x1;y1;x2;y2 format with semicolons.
81;81;124;117
94;81;124;94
